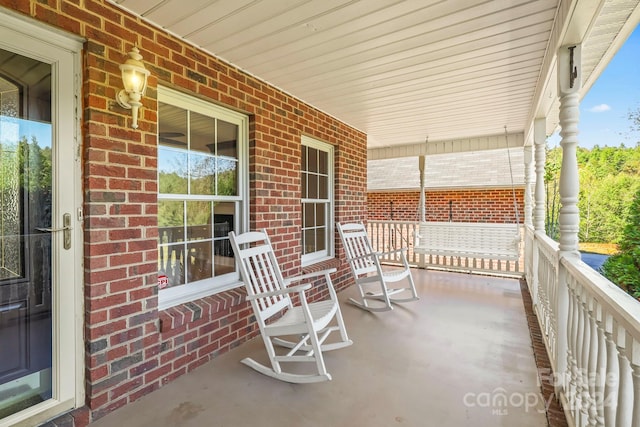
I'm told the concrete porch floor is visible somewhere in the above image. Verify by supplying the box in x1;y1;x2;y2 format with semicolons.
90;270;548;427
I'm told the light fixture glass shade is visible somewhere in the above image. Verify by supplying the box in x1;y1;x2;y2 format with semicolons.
116;46;150;129
121;67;147;94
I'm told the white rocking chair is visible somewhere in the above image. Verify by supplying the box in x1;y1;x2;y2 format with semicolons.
337;222;419;312
228;230;352;383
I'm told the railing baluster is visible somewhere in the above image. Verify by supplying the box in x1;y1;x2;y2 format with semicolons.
604;313;618;426
631;356;640;427
538;260;546;335
575;284;585;424
587;296;598;427
538;257;547;338
616;326;632;427
567;276;578;416
594;302;606;427
580;289;590;426
552;259;558;365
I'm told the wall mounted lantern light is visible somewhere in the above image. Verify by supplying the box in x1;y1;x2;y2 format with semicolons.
116;45;150;129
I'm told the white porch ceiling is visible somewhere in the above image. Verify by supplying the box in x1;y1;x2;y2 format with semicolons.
112;0;640;152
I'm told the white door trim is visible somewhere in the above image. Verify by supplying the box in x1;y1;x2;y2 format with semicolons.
0;9;84;427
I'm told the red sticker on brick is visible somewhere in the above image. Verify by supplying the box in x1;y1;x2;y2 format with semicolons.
158;274;169;289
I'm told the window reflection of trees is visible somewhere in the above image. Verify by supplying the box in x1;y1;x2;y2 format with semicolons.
159;149;237;196
0;133;52;306
157;108;239;289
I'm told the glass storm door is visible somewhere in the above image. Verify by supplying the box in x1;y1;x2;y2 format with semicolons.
0;47;56;421
0;14;80;425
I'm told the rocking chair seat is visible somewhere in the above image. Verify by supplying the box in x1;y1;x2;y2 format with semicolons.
358;266;411;283
266;300;337;334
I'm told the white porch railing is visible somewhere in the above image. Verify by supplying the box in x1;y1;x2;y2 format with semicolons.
368;220;640;426
526;224;640;427
366;220;523;277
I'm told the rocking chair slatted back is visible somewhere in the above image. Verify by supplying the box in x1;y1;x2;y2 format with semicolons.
340;226;377;277
337;222;419;312
231;231;291;320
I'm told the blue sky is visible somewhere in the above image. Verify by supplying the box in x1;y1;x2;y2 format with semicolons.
550;24;640;148
0;116;51;148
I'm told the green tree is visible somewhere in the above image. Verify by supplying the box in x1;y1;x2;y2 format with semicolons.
545;147;562;240
578;166;597;241
580;174;640;243
546;143;640;244
601;187;640;297
217;169;236;196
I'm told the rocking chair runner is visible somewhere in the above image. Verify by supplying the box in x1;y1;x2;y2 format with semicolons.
337;222;419;312
228;230;352;383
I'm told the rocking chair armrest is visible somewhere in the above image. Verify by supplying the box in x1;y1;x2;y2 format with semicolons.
347;249;407;264
346;253;377;263
283;268;337;285
245;283;312;301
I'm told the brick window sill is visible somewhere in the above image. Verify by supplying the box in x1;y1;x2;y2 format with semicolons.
158;288;247;333
302;257;341;274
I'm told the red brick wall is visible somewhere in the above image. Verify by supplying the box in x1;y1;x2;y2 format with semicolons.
368;188;525;223
0;1;367;424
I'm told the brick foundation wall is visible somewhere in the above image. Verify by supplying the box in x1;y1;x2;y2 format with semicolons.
0;1;367;425
368;188;525;223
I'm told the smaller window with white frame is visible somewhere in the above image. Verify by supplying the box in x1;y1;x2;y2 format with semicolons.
301;136;334;265
157;86;248;309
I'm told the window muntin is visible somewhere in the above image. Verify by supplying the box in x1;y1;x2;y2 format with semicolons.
157;87;247;308
301;136;333;265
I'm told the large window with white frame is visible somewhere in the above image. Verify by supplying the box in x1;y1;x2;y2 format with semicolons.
157;87;248;309
301;136;334;265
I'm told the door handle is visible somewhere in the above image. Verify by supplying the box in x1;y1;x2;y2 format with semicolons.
35;213;72;249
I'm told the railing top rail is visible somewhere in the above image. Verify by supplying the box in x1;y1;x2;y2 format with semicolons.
367;220;419;225
534;231;560;262
534;230;558;248
417;221;522;229
561;254;640;339
367;220;522;225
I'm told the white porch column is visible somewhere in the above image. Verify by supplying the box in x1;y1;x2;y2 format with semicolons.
554;43;583;399
533;118;546;232
523;143;537;307
557;44;581;256
524;145;534;227
530;118;546;310
417;155;427;269
418;155;426;223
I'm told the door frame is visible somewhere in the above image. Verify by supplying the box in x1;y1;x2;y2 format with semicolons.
0;8;84;427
